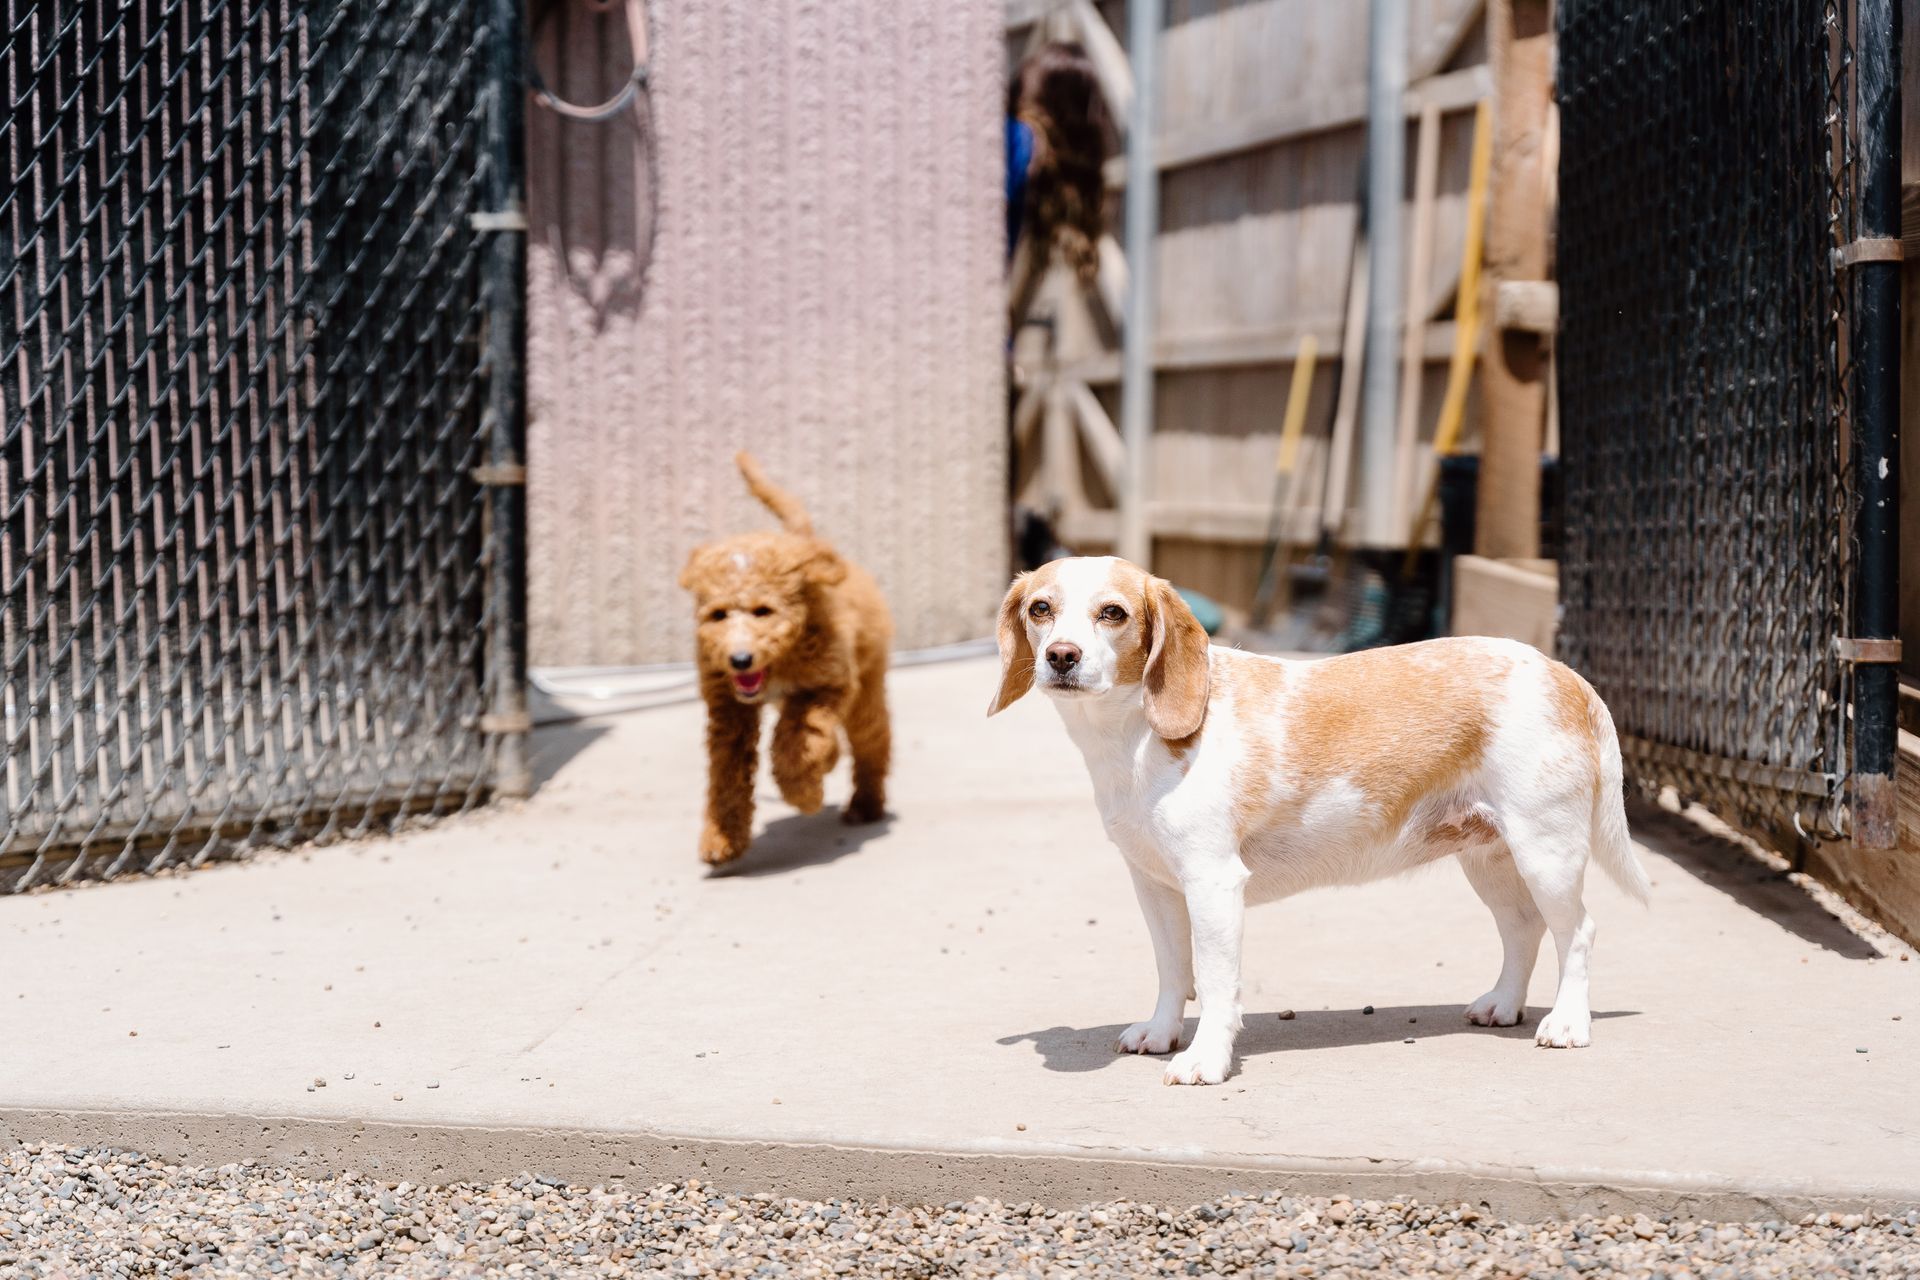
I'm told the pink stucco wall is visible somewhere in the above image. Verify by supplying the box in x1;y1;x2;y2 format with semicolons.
526;0;1009;666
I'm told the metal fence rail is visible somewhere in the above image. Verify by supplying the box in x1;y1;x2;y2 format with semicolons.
0;0;527;890
1557;0;1896;842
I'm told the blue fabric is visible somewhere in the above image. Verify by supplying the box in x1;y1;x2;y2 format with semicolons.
1006;117;1034;259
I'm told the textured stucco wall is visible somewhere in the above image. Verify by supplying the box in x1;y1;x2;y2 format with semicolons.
526;0;1009;666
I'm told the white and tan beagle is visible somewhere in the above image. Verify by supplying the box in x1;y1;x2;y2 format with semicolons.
988;556;1648;1086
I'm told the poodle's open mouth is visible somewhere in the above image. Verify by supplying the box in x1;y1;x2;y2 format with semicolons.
732;670;767;699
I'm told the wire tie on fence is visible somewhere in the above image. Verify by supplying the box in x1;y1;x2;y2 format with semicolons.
1833;237;1903;267
470;209;529;234
472;463;527;487
1834;636;1902;663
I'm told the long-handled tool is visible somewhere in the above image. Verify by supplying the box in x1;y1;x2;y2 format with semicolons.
1249;159;1372;630
1400;98;1492;580
1249;333;1320;625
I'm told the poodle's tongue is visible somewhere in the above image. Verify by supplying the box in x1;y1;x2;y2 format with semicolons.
733;671;766;696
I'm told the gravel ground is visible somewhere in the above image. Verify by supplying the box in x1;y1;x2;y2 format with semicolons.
4;1146;1918;1278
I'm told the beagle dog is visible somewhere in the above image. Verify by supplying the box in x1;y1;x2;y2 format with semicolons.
988;556;1648;1086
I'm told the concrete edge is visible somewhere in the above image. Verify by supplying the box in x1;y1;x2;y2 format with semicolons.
4;1107;1916;1221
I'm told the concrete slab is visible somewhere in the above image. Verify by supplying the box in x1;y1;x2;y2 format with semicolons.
2;657;1916;1218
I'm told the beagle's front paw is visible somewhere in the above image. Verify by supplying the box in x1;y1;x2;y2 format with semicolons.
1162;1036;1232;1085
1116;1017;1183;1056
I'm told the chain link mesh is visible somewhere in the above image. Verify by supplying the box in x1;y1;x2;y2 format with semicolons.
1557;0;1859;837
0;1;508;890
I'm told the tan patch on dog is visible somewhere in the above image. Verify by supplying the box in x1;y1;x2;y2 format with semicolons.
1427;812;1502;846
1547;660;1602;773
1219;658;1286;837
1230;643;1506;841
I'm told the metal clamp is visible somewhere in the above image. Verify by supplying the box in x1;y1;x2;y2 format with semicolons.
472;463;527;486
1834;237;1904;268
470;209;529;233
1835;636;1903;663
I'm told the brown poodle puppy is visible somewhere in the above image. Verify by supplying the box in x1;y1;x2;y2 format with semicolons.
679;453;893;865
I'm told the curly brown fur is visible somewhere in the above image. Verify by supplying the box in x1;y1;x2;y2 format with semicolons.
1010;42;1112;282
680;452;893;865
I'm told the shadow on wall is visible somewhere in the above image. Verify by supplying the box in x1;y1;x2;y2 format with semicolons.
528;0;659;328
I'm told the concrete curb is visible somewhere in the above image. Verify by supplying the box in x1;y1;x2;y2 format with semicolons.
5;1107;1914;1222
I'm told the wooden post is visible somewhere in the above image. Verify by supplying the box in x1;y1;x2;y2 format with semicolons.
1473;0;1553;560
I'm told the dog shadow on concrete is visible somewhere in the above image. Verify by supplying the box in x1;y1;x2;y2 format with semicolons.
706;807;896;878
998;1005;1640;1074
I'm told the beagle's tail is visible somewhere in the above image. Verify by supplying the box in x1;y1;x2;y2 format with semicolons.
735;451;813;535
1587;685;1653;905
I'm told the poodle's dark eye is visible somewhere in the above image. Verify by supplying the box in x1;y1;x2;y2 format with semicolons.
1099;604;1128;624
1028;600;1052;619
752;605;774;617
707;608;728;623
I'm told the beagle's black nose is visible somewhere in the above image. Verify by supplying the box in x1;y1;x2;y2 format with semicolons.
1045;642;1081;673
729;651;755;671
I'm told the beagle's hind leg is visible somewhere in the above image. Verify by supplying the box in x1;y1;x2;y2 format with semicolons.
1458;844;1546;1028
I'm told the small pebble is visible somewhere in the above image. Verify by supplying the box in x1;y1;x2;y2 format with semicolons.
1277;1009;1295;1020
1362;1006;1375;1015
1015;1123;1027;1131
1404;1038;1415;1044
1857;1047;1869;1054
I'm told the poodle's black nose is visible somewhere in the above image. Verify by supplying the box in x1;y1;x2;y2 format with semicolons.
729;651;755;671
1045;642;1080;673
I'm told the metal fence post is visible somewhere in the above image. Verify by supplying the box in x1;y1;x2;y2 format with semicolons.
1849;0;1902;849
1118;0;1162;570
481;0;533;799
1360;0;1406;549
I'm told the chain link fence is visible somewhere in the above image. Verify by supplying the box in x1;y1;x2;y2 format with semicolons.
1557;0;1886;840
0;0;527;890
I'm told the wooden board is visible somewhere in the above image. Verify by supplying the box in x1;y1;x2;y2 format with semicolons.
1795;729;1920;949
1450;554;1557;653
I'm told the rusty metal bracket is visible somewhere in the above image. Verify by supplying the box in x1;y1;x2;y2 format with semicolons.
472;463;526;486
1834;236;1904;267
1835;636;1903;663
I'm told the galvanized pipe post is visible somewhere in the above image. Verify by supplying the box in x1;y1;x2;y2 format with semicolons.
481;0;532;799
1360;0;1407;548
1850;0;1901;848
1118;0;1162;570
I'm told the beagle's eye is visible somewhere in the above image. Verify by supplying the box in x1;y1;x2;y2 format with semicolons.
751;605;774;617
707;608;728;623
1028;599;1052;619
1099;604;1128;623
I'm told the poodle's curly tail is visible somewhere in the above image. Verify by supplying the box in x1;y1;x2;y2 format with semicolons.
734;451;813;535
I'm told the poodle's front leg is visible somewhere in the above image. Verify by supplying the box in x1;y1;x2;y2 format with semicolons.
699;693;761;864
771;691;844;814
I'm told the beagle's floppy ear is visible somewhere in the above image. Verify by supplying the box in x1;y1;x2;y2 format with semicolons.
1143;577;1210;739
987;573;1036;716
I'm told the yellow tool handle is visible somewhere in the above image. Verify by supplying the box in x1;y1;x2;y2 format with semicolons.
1275;333;1319;476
